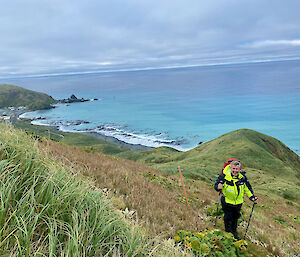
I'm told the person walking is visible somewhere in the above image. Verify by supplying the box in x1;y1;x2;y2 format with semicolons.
214;160;258;240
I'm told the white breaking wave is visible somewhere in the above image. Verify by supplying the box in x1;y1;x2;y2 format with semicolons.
19;112;38;119
22;115;191;151
93;125;177;148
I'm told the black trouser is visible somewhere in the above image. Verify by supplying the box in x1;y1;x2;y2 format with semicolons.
221;196;242;233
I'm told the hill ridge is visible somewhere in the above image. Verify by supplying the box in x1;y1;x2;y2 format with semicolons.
7;123;300;256
0;84;55;110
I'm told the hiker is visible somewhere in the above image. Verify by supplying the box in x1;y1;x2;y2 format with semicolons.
221;158;254;194
214;160;258;240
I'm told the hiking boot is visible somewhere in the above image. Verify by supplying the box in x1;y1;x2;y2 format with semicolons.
233;232;241;240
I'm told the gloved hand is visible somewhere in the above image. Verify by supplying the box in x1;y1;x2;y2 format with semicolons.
217;183;223;190
217;180;225;191
250;195;258;204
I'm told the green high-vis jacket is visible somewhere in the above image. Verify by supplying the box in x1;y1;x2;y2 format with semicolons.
215;171;253;205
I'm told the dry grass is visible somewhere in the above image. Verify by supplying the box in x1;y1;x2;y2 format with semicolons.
0;124;157;256
237;193;300;256
43;139;300;256
44;140;215;237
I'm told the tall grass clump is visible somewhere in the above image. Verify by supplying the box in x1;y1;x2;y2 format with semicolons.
0;124;176;256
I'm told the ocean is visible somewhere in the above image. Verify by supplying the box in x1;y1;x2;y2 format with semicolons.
3;60;300;153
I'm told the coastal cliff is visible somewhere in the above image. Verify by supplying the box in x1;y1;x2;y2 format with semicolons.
0;84;55;110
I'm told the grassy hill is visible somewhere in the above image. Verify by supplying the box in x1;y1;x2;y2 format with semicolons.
116;129;300;205
11;122;300;256
0;123;195;256
117;129;300;180
0;84;55;110
13;121;300;203
47;129;300;256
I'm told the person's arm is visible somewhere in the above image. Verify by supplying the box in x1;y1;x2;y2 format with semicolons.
243;177;258;204
241;171;254;194
214;174;225;191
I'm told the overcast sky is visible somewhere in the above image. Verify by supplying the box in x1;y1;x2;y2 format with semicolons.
1;0;300;77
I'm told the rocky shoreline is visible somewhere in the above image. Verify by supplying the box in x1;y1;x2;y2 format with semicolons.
15;111;153;151
82;131;153;151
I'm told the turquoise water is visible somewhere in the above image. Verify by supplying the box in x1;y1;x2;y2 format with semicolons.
4;60;300;152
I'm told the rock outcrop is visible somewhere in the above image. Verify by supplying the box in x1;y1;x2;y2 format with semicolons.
57;94;91;103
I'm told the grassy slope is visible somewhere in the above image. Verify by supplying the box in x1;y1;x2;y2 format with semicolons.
118;129;300;180
15;123;300;183
0;84;55;110
11;122;300;255
118;129;300;200
13;121;300;204
115;129;300;256
0;124;191;256
43;136;274;257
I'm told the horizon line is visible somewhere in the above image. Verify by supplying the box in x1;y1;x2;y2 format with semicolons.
1;56;300;80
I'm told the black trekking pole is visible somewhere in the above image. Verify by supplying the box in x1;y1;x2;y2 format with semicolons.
244;203;255;239
214;192;221;226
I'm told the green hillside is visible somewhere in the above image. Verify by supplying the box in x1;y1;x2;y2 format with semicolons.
0;84;55;110
0;124;192;256
10;122;300;255
117;129;300;203
118;129;300;179
13;122;300;203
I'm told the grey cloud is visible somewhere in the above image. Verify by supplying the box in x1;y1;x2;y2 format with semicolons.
0;0;300;77
243;40;300;48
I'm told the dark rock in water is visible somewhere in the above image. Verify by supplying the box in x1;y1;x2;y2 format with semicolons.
74;120;90;126
57;94;90;104
59;120;90;126
173;138;189;146
198;141;203;145
70;94;78;100
93;98;99;101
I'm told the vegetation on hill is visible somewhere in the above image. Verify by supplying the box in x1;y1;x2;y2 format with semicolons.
117;129;300;180
0;84;55;110
113;129;300;204
3;83;300;255
42;129;299;256
10;121;300;256
0;124;193;256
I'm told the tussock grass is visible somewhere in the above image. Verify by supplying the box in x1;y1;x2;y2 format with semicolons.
44;141;212;237
44;133;300;256
10;123;300;256
0;124;193;256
